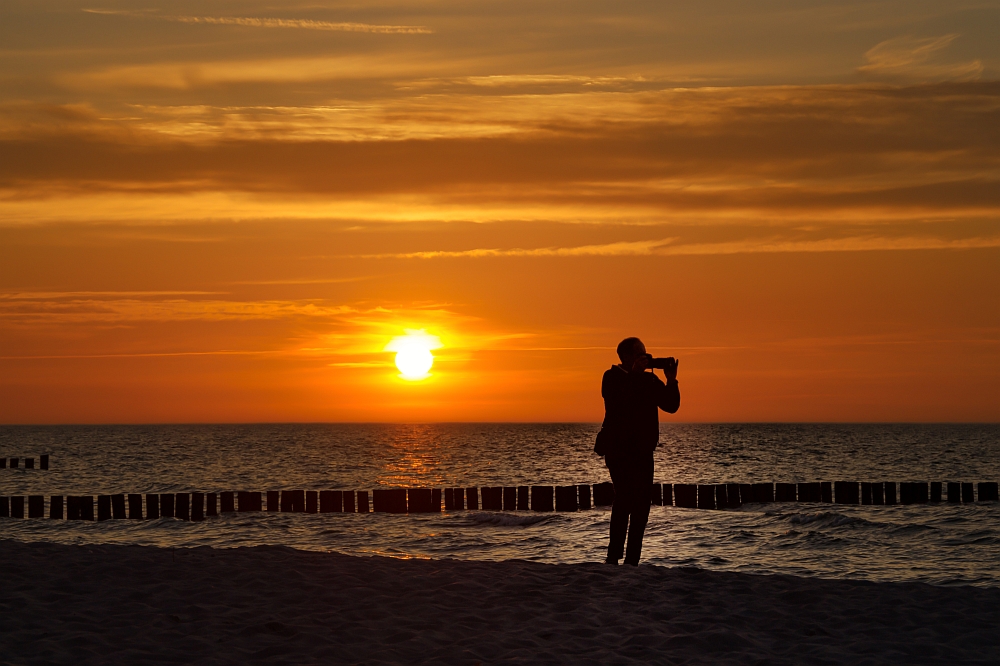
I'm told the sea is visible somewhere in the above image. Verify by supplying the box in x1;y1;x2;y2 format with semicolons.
1;423;999;587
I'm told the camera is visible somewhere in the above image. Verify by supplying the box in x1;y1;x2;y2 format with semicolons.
641;354;676;370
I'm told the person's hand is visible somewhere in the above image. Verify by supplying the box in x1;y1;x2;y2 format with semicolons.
664;358;678;382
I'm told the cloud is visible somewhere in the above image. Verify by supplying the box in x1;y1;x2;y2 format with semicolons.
354;234;1000;259
61;55;447;90
0;293;497;354
1;82;998;259
83;9;431;34
0;350;279;360
858;35;983;82
358;238;677;258
0;294;358;325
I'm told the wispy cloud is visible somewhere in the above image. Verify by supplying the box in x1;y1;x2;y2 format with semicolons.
360;238;677;259
858;34;982;82
0;350;279;360
82;9;431;34
0;295;358;324
356;234;1000;259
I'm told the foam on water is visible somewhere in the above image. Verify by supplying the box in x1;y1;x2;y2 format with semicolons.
1;423;999;587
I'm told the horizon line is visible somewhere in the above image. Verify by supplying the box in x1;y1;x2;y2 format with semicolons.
1;421;996;427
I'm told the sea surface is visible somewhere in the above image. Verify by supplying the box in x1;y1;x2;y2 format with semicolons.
1;424;999;587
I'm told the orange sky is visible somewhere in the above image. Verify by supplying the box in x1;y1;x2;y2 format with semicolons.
1;1;998;423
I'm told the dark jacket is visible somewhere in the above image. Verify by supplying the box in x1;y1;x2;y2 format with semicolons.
600;365;680;459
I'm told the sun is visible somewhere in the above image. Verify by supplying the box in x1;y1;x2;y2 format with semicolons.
384;330;442;381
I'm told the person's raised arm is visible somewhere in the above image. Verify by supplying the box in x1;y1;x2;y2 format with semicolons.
658;359;680;414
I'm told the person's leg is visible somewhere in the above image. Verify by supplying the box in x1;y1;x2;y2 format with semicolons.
606;457;628;562
623;456;655;565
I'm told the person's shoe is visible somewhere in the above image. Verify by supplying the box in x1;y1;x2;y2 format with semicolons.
604;558;620;565
623;559;639;566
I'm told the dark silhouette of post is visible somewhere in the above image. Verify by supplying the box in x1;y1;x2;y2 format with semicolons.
97;495;111;521
593;482;614;507
751;483;774;503
674;483;696;508
798;483;821;503
900;482;928;504
835;482;859;504
65;496;78;519
191;492;205;521
503;487;518;510
481;487;503;511
146;494;160;519
111;494;126;519
662;483;674;506
650;483;662;506
320;490;341;512
726;483;742;508
406;488;434;513
871;482;885;505
281;490;305;512
80;496;95;520
128;494;143;519
555;486;578;511
697;484;715;509
714;484;728;510
50;495;63;519
775;483;796;502
531;486;554;511
176;493;190;520
238;491;261;512
161;494;175;518
516;486;530;510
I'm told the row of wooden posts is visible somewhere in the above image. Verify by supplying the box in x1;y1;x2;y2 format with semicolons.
1;480;998;520
2;455;49;470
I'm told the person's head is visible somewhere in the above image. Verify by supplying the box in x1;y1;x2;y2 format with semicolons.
616;337;647;371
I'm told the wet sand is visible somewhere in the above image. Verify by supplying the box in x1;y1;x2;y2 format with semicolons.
2;539;998;664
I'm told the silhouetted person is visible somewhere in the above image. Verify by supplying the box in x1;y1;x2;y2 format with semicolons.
597;337;680;565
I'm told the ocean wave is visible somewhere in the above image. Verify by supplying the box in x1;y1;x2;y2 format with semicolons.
463;512;557;527
786;512;872;528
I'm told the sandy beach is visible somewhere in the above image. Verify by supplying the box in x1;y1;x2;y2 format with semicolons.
2;540;998;664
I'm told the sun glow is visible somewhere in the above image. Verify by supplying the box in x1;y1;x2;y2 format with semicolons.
384;330;442;381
